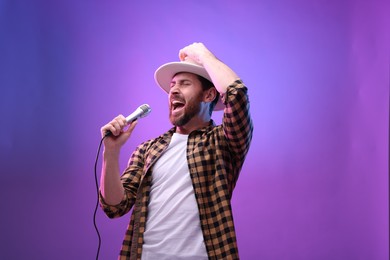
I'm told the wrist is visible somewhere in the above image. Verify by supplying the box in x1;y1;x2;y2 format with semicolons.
103;148;120;160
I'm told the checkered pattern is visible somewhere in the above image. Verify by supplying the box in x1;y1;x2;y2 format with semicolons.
100;79;253;260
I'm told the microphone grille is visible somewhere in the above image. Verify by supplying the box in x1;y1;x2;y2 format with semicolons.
139;104;152;118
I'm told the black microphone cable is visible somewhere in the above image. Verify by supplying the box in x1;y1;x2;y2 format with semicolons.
93;135;106;260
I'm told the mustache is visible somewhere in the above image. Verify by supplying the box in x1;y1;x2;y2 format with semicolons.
170;93;185;103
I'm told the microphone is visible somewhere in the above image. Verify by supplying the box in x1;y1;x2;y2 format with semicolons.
105;104;152;137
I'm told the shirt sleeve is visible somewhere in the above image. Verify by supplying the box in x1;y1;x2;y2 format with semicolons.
99;143;146;219
221;79;253;161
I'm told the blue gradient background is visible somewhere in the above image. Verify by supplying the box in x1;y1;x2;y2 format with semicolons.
0;0;388;259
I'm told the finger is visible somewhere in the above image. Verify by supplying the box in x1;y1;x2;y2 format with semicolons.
112;118;125;130
101;123;116;137
101;123;117;137
109;121;122;136
100;115;126;137
113;115;129;134
179;49;187;61
101;125;111;137
114;115;127;127
125;120;138;134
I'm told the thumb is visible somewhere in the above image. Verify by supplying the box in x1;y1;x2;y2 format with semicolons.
125;120;138;134
115;120;138;145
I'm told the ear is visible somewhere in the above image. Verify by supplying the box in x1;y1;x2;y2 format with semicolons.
203;87;217;103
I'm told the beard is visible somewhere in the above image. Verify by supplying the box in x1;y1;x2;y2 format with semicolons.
169;96;202;127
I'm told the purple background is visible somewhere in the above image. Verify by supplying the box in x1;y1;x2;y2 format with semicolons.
0;0;388;259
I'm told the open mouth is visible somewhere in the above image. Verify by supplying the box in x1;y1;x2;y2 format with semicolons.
171;100;185;112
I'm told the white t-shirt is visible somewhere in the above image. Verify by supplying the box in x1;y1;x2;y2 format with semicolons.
141;133;208;260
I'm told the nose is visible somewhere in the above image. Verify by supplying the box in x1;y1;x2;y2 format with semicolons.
169;84;180;95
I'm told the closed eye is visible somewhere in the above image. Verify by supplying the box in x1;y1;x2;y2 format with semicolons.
170;80;192;88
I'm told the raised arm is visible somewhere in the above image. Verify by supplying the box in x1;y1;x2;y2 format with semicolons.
180;42;253;159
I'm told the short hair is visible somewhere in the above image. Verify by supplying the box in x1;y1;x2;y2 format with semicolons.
196;75;219;115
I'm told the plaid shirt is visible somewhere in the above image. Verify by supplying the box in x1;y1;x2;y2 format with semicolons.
100;79;253;259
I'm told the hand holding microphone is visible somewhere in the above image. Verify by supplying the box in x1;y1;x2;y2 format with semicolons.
100;104;152;147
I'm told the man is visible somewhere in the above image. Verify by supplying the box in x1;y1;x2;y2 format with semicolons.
100;42;253;260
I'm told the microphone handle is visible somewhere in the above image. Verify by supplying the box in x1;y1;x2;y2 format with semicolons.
125;108;143;123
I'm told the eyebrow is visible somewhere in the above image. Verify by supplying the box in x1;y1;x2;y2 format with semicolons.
170;79;192;85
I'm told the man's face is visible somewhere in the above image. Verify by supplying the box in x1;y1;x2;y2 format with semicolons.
168;72;204;126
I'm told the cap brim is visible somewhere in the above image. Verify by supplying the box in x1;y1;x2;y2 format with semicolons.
154;61;224;111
